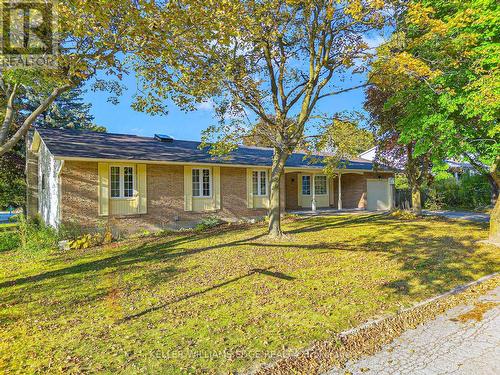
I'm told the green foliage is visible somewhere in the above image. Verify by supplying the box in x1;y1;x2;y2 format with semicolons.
0;152;25;210
312;118;375;176
23;83;105;131
424;174;491;210
370;0;499;173
17;215;58;255
0;225;19;252
195;216;222;232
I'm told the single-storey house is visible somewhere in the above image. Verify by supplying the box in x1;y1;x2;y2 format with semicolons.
26;128;395;232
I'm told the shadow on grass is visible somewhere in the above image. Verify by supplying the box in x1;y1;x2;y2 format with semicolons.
119;266;295;322
0;228;266;289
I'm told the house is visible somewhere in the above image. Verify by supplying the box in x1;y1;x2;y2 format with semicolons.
26;128;395;232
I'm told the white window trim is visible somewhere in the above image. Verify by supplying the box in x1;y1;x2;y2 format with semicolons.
302;175;311;196
192;168;212;198
252;170;268;196
314;175;328;196
110;165;136;200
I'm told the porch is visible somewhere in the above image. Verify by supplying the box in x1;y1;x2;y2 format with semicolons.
283;170;394;211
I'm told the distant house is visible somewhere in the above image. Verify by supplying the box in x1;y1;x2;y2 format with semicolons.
26;128;395;232
359;147;476;181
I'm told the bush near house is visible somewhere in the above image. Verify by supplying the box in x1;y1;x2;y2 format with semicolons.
0;214;498;373
425;174;491;211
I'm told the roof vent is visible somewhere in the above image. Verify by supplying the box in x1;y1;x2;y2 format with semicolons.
154;134;174;142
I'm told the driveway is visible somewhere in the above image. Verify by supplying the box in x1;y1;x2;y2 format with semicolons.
326;286;500;375
423;210;490;223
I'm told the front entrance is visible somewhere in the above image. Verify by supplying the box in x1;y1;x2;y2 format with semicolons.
285;172;330;209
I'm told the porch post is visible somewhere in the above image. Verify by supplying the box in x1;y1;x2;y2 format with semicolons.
338;172;342;210
311;174;316;212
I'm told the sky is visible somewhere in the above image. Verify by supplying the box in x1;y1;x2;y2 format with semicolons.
82;33;387;142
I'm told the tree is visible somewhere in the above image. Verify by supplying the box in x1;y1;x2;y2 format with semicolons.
310;117;375;176
365;85;433;215
0;0;141;156
369;0;499;241
0;150;24;210
0;85;103;210
23;83;104;131
133;0;390;237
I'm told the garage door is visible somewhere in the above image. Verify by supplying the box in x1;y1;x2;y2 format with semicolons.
367;179;390;210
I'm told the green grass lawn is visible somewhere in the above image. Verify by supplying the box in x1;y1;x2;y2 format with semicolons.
1;214;498;374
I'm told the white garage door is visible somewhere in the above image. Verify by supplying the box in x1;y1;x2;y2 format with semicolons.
367;179;390;210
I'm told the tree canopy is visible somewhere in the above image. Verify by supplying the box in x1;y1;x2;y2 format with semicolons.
0;0;141;156
369;0;499;239
132;0;391;236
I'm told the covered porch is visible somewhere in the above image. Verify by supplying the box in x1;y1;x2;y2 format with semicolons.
283;170;394;212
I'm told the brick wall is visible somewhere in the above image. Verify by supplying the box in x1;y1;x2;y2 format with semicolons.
60;161;271;233
332;172;394;209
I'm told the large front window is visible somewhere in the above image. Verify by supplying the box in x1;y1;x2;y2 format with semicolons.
252;170;267;196
302;175;311;195
192;168;211;197
314;175;327;195
110;166;135;198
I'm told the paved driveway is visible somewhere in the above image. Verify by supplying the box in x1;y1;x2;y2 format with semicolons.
326;287;500;375
423;210;490;223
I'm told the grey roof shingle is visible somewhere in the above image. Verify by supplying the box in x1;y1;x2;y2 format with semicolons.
36;127;378;171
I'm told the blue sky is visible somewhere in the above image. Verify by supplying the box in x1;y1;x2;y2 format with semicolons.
83;73;367;141
82;34;386;141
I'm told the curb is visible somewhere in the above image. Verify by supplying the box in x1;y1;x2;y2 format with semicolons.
251;272;499;375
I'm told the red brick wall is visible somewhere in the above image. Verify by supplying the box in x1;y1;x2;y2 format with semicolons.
60;161;270;233
332;172;394;209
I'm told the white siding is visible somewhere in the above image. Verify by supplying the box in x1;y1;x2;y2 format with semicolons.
38;141;63;227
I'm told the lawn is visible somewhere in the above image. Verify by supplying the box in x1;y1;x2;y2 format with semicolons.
1;214;498;374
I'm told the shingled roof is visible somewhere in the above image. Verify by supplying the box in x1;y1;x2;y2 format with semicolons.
35;127;377;171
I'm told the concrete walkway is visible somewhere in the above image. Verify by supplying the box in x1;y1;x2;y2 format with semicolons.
423;210;490;223
326;287;500;375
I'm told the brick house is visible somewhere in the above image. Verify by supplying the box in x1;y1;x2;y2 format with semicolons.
26;128;395;232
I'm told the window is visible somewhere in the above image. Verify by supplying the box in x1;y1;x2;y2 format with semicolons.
314;175;327;195
192;168;211;197
41;174;46;190
252;170;267;196
302;175;311;195
123;167;134;197
110;166;135;198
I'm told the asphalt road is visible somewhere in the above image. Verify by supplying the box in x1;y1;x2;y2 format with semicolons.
326;287;500;375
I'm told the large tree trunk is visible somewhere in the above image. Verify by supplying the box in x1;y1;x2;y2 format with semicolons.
485;173;499;207
411;186;422;216
489;157;500;244
268;148;288;238
490;196;500;244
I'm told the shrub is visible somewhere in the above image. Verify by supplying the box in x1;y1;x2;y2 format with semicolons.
195;216;222;231
65;224;114;250
389;209;418;220
424;174;491;210
17;214;58;255
0;231;19;252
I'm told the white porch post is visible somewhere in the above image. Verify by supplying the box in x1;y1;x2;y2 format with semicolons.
337;172;342;210
311;174;317;212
